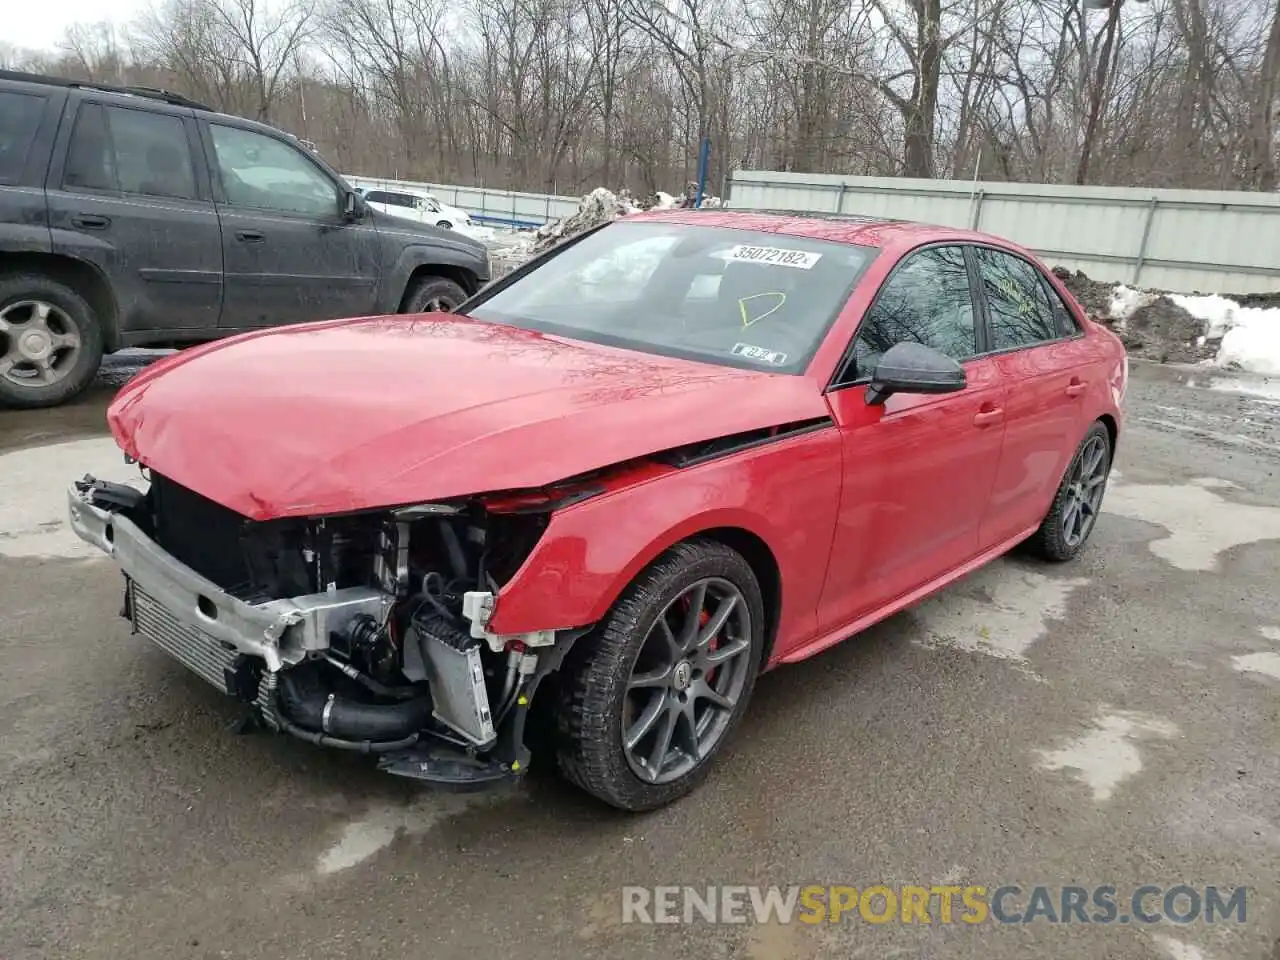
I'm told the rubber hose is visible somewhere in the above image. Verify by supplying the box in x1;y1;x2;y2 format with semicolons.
279;671;432;741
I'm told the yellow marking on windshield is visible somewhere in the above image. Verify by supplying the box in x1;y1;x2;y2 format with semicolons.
739;292;787;328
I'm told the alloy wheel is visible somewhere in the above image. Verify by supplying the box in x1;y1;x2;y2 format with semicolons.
622;577;753;784
1062;434;1108;547
0;300;82;389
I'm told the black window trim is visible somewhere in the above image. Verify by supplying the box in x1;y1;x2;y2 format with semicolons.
826;239;984;393
966;241;1085;358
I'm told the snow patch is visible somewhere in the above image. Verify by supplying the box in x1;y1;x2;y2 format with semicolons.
0;437;142;559
1103;476;1280;571
911;561;1089;674
1035;709;1179;802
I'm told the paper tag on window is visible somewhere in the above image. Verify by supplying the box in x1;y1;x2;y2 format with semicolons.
725;245;822;269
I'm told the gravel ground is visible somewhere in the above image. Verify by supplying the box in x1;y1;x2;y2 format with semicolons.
2;358;1279;960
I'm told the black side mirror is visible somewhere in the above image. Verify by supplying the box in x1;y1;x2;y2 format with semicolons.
865;341;967;405
342;190;366;221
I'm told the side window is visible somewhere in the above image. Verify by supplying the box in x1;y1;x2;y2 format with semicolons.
363;190;388;204
1042;279;1082;336
847;245;976;380
209;124;339;217
974;248;1060;351
63;103;197;200
63;104;116;191
106;106;197;200
0;91;46;184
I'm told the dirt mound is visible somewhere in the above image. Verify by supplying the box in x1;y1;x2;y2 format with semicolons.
1052;268;1114;321
1121;298;1218;364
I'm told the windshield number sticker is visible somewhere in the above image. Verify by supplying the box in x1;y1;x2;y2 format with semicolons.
725;245;822;269
732;343;788;366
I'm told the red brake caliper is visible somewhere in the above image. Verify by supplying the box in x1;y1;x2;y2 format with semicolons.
699;607;719;685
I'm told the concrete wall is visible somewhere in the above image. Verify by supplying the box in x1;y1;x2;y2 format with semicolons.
726;170;1280;294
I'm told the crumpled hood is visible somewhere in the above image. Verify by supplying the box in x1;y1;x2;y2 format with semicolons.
108;315;827;520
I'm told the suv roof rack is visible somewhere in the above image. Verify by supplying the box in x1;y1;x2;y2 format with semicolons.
0;69;214;112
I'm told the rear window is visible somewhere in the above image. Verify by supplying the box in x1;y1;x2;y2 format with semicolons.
466;220;878;374
0;91;46;184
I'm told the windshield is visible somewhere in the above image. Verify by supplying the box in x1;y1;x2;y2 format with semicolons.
465;220;878;374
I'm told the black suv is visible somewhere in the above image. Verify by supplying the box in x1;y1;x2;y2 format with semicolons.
0;71;490;408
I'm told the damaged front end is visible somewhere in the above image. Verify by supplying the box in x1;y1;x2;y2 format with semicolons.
68;470;585;789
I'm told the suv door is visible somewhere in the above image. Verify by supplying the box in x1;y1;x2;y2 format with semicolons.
46;98;223;336
969;245;1093;546
820;244;1009;632
201;121;380;328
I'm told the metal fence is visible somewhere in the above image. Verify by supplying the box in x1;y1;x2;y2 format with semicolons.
342;174;578;229
726;171;1280;294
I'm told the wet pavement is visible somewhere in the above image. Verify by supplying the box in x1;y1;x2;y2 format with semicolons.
2;356;1279;960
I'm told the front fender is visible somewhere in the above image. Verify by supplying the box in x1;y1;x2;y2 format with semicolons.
378;240;490;312
486;427;844;662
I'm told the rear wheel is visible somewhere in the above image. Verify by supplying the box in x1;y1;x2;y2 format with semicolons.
1028;421;1112;562
401;276;467;314
436;220;453;230
0;274;104;409
553;539;765;811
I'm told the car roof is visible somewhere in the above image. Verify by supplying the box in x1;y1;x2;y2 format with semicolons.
627;208;1035;258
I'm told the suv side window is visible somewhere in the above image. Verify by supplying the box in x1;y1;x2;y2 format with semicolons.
843;245;976;383
63;103;198;200
209;123;339;217
0;91;46;184
364;190;388;203
974;247;1060;351
108;107;197;199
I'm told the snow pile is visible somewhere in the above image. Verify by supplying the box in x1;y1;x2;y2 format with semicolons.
1107;285;1156;330
532;187;642;254
1094;280;1280;375
1176;296;1280;376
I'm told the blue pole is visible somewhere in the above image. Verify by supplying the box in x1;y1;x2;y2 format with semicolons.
694;137;710;208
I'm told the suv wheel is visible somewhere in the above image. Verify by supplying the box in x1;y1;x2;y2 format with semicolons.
0;274;104;409
402;276;467;314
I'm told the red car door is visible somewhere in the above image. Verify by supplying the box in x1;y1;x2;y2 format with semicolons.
969;246;1093;547
818;245;1009;635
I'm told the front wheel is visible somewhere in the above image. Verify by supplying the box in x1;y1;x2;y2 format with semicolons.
401;276;467;314
1028;421;1112;562
553;539;765;811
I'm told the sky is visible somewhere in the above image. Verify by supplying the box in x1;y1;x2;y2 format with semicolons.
1;0;148;53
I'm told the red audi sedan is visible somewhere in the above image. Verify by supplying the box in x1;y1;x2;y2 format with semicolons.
69;211;1126;811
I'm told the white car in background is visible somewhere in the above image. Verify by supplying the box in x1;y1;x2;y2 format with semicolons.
358;187;476;231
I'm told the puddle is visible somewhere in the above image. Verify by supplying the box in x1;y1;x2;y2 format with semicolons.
1035;709;1179;802
912;561;1088;677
